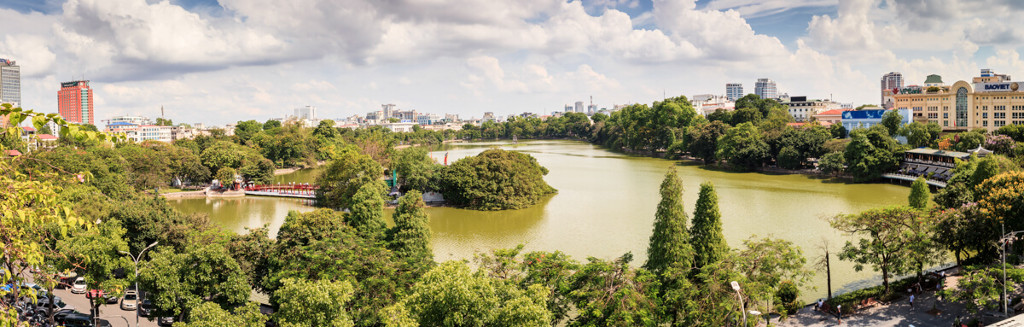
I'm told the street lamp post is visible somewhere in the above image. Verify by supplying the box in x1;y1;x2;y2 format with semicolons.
120;241;158;327
731;281;747;326
998;224;1024;317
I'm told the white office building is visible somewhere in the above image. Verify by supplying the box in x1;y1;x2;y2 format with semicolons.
726;83;743;101
0;59;20;108
754;78;777;99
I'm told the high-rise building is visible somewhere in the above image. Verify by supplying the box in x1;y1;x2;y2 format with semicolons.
0;59;19;127
881;72;903;107
0;59;20;107
575;101;584;113
294;105;317;120
726;83;743;101
58;80;94;125
754;78;777;99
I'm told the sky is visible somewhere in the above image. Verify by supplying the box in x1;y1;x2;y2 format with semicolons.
3;0;1024;126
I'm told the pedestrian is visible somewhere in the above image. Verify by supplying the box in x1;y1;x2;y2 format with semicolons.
837;304;842;323
816;298;823;311
910;294;915;308
954;315;961;327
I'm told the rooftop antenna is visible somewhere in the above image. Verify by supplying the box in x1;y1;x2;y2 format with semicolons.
161;105;164;118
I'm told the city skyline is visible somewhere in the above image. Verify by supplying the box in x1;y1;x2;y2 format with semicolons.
2;0;1024;125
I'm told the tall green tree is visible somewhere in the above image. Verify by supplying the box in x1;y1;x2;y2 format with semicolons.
382;262;552;327
717;122;770;170
315;146;383;209
829;206;921;293
687;121;728;164
178;302;267;327
567;254;662;327
274;278;356;327
233;120;263;144
880;110;904;137
139;242;250;320
691;182;728;271
389;190;433;264
843;126;902;182
348;181;388;240
644;169;693;274
909;177;930;209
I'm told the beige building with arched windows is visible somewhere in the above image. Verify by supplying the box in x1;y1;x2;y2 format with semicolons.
891;69;1024;132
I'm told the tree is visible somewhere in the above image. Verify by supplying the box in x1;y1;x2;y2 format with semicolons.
233;120;263;144
392;147;440;192
567;254;661;326
843;126;902;182
687;121;728;164
178;302;267;327
880;109;903;136
200;140;273;183
348;181;388;240
389;190;433;264
829;206;922;293
315;146;383;209
737;237;812;318
155;117;174;126
382;262;552;327
934;203;991;265
976;171;1024;232
644;169;692;274
944;266;1024;314
215;167;236;185
717;122;770;170
909;177;930;209
818;152;845;176
900;122;941;148
263;119;282;130
275;278;356;327
226;227;274;293
777;146;802;169
433;149;556;210
268;209;417;326
691;182;728;271
139;242;250;320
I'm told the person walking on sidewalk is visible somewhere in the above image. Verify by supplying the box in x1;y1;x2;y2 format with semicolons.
909;294;915;308
837;304;842;323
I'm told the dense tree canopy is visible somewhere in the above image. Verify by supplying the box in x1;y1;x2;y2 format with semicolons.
433;149;556;210
315;146;384;209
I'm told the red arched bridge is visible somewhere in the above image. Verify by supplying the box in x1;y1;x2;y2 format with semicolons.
244;183;318;199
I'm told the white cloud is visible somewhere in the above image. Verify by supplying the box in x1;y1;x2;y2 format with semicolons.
703;0;837;17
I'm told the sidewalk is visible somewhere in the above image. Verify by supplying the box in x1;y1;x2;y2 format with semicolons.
779;291;970;327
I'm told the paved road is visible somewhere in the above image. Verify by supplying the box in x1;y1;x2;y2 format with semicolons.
45;287;159;327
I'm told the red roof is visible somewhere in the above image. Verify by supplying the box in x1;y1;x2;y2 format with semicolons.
3;149;21;156
21;126;36;132
817;109;848;116
36;134;58;140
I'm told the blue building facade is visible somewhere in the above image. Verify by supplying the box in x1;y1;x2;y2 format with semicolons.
841;108;912;135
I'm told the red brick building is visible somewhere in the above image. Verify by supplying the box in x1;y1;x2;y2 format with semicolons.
58;80;93;125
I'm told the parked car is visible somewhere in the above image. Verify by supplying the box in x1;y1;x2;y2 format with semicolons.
138;299;153;316
54;311;113;327
70;277;87;294
34;296;73;317
158;316;175;327
120;290;138;311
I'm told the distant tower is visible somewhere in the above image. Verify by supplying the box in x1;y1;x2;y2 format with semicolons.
754;78;777;99
58;80;94;125
881;72;903;105
575;101;584;113
726;83;743;101
0;59;20;108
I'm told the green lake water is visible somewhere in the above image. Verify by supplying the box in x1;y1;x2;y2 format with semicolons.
168;139;918;300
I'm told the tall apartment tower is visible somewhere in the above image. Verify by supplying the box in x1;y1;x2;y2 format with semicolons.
880;72;903;105
58;80;94;125
575;101;584;113
754;78;777;99
726;83;743;101
0;59;20;108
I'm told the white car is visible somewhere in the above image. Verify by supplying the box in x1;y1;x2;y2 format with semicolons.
70;277;87;294
120;290;138;311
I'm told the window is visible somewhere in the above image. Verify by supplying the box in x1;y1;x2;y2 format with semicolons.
956;87;968;128
983;112;989;119
928;113;938;119
944;121;949;127
983;121;989;127
995;121;1007;127
943;112;949;119
995;112;1007;119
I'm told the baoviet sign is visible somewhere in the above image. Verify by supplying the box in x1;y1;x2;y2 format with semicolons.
976;82;1022;92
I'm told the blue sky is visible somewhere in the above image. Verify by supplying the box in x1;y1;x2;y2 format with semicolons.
1;0;1023;126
